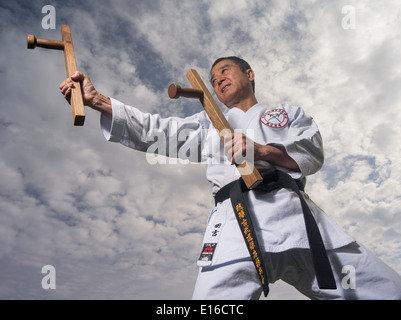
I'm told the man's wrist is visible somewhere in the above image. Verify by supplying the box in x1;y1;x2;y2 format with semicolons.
92;93;112;119
254;143;269;161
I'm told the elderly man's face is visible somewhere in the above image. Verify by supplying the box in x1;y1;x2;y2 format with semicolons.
210;60;254;108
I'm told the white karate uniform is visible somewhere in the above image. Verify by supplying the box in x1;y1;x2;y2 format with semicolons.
101;98;401;300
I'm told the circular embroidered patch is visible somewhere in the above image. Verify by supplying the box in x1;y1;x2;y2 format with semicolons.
260;108;289;128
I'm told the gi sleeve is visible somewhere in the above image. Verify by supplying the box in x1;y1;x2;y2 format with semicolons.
269;104;324;178
100;97;211;163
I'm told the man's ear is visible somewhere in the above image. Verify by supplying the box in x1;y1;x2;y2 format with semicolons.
247;69;255;81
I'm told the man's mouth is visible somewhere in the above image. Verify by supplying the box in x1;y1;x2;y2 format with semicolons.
221;83;230;93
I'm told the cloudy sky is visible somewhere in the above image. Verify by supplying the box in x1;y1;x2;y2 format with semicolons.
0;0;400;300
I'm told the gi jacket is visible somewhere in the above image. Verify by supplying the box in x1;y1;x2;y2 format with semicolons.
101;98;354;266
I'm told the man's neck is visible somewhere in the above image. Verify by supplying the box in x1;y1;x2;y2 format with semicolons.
228;96;258;112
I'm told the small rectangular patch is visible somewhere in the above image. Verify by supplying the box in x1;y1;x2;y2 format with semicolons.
198;243;217;262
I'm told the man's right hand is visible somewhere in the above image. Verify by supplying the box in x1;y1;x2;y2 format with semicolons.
59;71;112;119
59;71;96;106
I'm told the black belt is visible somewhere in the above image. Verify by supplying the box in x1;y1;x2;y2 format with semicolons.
214;168;336;297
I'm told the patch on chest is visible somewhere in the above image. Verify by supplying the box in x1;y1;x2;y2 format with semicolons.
260;108;289;128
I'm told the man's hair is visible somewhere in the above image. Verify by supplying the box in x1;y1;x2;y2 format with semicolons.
210;56;255;93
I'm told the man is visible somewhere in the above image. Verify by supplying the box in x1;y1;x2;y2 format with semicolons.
60;56;401;299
